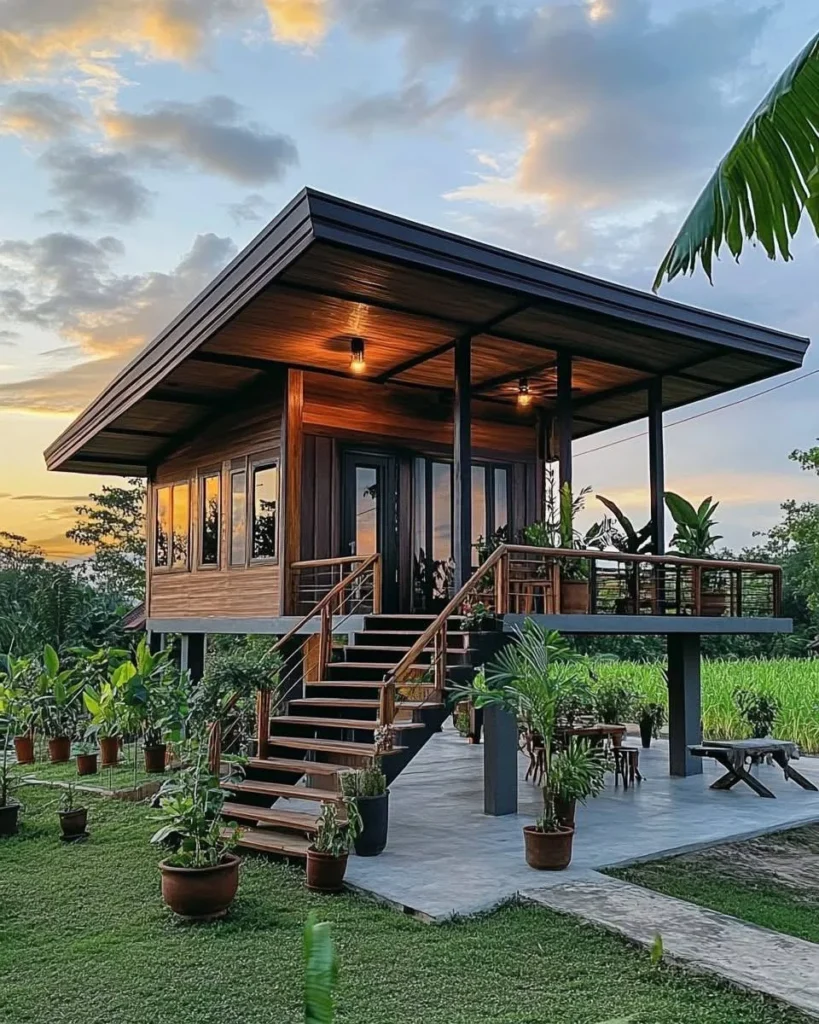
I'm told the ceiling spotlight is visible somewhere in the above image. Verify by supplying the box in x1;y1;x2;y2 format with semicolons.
350;337;366;374
517;377;532;407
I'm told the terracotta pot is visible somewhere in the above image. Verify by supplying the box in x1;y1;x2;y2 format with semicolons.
13;735;35;765
560;580;589;615
48;736;71;764
523;825;574;870
700;590;729;617
159;855;240;921
306;849;348;892
0;802;20;837
611;728;624;749
76;752;98;776
354;792;389;857
100;736;119;768
144;744;167;774
59;807;88;839
554;796;576;829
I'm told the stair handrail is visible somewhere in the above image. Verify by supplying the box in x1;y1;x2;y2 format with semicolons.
208;552;381;772
379;545;508;730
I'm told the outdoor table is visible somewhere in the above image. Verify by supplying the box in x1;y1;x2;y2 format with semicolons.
689;739;818;798
556;724;627;746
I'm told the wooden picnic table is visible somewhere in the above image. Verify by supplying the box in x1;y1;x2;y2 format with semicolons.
689;739;818;799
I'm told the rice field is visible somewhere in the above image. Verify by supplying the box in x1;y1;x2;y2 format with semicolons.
591;659;819;754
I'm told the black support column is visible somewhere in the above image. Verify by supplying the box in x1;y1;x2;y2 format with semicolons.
180;633;206;682
453;335;472;589
556;352;573;491
483;705;519;815
648;377;666;554
667;633;702;777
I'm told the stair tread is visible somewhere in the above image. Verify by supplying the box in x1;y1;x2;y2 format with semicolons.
345;645;467;654
222;801;321;831
220;779;343;802
269;715;424;730
290;698;426;709
247;756;349;775
267;735;400;757
306;680;436;688
231;827;310;858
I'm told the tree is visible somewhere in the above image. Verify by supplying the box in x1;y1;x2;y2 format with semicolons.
654;32;819;289
67;479;146;603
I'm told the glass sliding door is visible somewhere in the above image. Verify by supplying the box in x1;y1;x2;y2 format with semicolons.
341;450;399;612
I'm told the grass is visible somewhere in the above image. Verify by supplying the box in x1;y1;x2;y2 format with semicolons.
0;788;813;1024
16;741;162;792
591;659;819;753
609;825;819;946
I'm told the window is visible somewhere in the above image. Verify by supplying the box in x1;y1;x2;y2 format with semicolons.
153;481;190;570
230;468;247;566
494;468;509;534
251;461;279;560
154;486;171;568
199;472;220;566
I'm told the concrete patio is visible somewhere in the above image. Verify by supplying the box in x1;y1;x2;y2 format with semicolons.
345;725;819;920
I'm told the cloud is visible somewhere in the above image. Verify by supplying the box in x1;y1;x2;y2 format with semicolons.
41;144;153;224
227;192;272;224
11;494;90;501
0;330;19;348
0;90;85;140
264;0;328;45
102;96;298;185
335;0;771;212
0;231;236;413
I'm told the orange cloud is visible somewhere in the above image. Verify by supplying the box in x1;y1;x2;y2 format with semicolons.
264;0;327;45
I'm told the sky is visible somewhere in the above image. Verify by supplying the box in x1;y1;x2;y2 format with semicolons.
0;0;817;559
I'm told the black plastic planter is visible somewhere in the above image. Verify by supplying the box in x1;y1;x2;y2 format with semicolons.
0;802;20;837
354;792;389;857
639;720;653;749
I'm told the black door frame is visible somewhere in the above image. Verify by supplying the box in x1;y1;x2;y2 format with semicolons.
340;448;401;613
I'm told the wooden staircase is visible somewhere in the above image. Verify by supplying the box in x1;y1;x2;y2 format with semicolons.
219;614;462;858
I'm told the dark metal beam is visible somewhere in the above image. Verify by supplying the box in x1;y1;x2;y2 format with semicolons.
148;390;215;406
453;335;472;589
102;427;174;439
648;377;665;555
374;339;455;383
556;352;573;490
667;633;703;777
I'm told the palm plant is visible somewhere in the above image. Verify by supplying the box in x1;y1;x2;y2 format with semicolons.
654;32;819;288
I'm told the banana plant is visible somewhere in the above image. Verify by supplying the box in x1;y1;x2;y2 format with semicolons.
664;493;722;558
596;496;653;555
32;645;81;739
304;913;338;1024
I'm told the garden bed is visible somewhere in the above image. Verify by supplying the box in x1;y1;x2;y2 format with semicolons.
609;824;819;945
0;787;813;1024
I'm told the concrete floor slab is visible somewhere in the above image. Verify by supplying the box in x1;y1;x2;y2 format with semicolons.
345;725;819;919
523;875;819;1019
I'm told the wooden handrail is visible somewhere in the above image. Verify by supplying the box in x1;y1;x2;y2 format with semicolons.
208;553;381;771
291;555;372;569
504;545;782;575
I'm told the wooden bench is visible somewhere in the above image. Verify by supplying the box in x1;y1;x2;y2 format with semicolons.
689;740;818;799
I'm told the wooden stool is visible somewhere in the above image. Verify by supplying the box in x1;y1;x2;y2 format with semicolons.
613;746;642;790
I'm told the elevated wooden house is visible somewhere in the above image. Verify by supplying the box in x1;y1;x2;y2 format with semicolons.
46;190;809;856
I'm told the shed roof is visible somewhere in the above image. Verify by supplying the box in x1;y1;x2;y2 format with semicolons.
45;188;809;475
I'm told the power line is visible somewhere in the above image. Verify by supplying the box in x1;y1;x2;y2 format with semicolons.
575;366;819;459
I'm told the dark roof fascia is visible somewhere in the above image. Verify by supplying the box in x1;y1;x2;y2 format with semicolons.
304;190;809;366
45;189;316;470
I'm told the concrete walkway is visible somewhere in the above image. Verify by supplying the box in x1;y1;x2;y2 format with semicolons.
346;725;819;918
524;874;819;1019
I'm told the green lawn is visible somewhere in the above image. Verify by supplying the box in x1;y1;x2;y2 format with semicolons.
610;825;819;947
0;788;812;1024
18;750;159;792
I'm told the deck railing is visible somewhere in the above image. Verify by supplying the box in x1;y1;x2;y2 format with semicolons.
378;545;782;732
291;555;382;616
207;553;381;772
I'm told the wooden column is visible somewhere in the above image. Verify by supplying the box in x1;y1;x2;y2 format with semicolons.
281;369;304;614
556;352;573;491
648;377;666;555
667;633;703;777
453;336;472;590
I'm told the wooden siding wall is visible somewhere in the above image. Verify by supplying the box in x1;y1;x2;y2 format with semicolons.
299;373;539;563
149;379;284;620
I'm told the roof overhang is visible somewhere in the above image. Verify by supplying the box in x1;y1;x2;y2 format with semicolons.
45;188;810;475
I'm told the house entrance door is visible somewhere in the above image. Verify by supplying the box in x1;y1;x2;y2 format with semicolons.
341;450;400;613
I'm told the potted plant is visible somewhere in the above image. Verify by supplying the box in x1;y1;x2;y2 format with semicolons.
455;619;591;870
306;799;362;892
523;473;609;615
549;739;609;834
597;496;653;612
0;655;37;765
151;746;241;921
665;492;727;615
340;762;389;857
58;783;88;840
734;689;779;739
637;701;665;749
83;677;124;768
32;645;80;763
73;737;99;776
0;719;20;837
594;680;638;746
